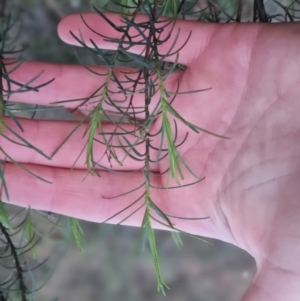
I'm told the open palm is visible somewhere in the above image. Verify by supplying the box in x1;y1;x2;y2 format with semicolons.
1;13;300;300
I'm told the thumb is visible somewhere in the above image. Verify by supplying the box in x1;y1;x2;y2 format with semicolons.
57;11;217;66
241;259;300;301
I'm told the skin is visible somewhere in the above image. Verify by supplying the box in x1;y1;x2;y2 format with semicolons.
1;12;300;300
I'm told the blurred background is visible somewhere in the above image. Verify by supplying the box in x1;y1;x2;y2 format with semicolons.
2;1;298;301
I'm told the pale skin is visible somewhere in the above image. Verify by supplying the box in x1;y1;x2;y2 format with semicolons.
1;12;300;300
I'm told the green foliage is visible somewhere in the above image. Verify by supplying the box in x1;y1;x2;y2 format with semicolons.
54;0;224;291
0;199;11;229
142;200;170;294
22;208;38;258
68;217;84;253
0;212;38;301
171;231;183;248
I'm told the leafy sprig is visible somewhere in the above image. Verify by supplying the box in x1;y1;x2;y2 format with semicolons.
49;0;230;293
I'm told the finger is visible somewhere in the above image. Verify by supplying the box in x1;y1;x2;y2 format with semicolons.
57;12;217;66
3;60;114;105
2;60;138;107
1;162;168;230
0;117;159;171
3;60;178;119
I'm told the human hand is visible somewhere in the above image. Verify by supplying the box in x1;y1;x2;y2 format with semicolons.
1;12;300;300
